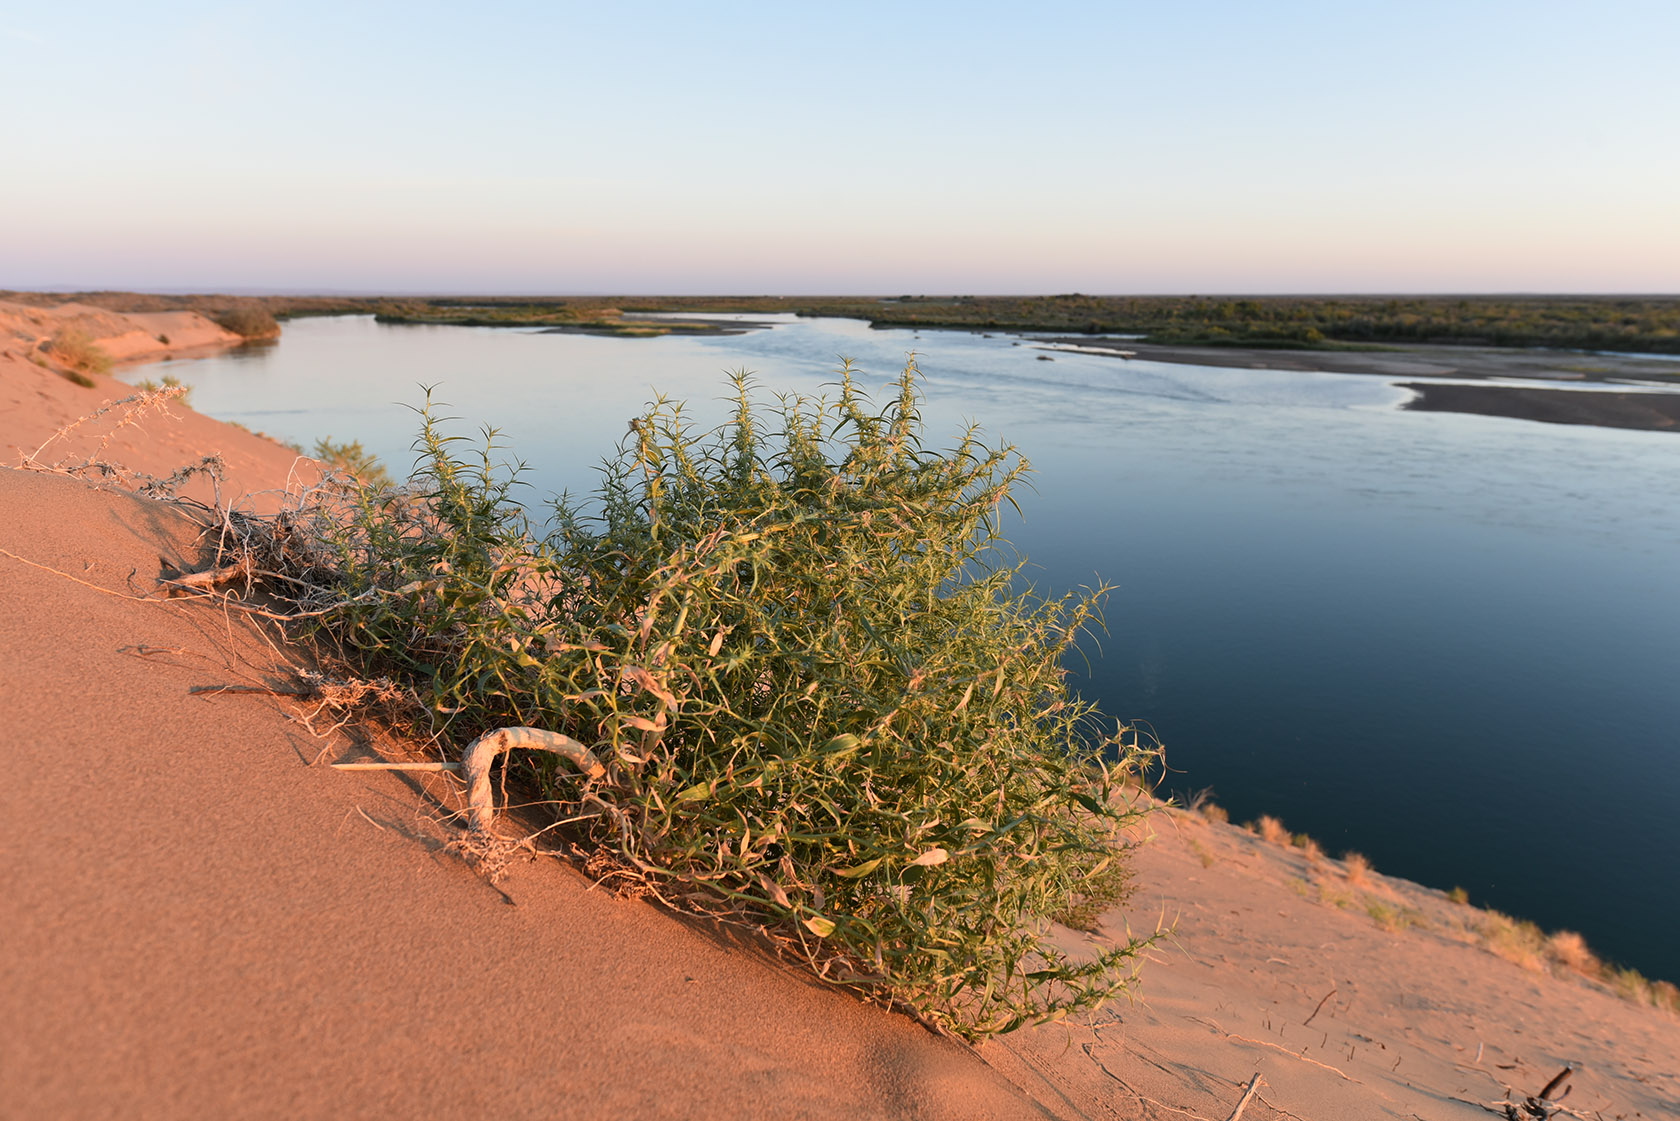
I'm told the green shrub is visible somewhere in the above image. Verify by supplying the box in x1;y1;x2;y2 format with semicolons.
304;363;1154;1037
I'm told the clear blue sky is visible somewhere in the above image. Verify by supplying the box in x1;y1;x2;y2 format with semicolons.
3;1;1676;294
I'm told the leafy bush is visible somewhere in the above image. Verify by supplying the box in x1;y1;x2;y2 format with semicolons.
305;363;1154;1037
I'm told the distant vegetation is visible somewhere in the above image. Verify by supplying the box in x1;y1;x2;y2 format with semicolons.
213;304;281;340
367;300;721;337
775;294;1680;353
9;290;1680;354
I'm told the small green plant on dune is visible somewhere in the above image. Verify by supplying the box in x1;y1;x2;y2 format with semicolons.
312;437;392;489
136;373;192;405
294;362;1156;1038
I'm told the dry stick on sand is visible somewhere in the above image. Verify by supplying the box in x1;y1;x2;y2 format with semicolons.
1302;988;1337;1027
332;727;606;834
1225;1074;1264;1121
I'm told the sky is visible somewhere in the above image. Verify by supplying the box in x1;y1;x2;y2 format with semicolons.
2;1;1677;295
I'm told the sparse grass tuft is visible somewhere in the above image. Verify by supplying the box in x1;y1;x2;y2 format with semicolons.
1480;910;1547;972
1366;900;1423;933
1447;885;1469;905
1180;787;1229;824
45;327;111;385
1187;836;1216;868
1291;833;1323;861
136;373;192;405
1257;815;1290;845
268;363;1157;1039
1546;930;1601;977
1343;851;1372;887
1468;910;1678;1014
1611;967;1653;1004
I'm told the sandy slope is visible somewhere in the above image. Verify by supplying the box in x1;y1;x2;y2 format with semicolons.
0;466;1048;1121
1;302;312;504
3;329;1676;1120
991;811;1680;1119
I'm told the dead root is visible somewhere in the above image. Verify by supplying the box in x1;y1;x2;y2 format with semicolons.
444;830;536;885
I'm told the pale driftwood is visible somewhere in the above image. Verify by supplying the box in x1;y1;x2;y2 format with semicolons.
330;761;460;771
1225;1073;1263;1121
190;684;316;697
161;557;251;592
463;728;605;834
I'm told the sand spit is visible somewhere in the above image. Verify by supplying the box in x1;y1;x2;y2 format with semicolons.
3;362;1676;1120
1038;336;1680;433
1400;381;1680;432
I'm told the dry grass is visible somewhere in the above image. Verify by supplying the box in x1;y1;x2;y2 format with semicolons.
1480;911;1549;973
1195;797;1677;1018
1366;900;1424;933
1546;930;1601;977
44;327;111;385
1466;912;1680;1016
1198;802;1229;824
1343;851;1372;887
1187;836;1216;868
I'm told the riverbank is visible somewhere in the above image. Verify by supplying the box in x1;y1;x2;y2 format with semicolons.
4;324;1677;1118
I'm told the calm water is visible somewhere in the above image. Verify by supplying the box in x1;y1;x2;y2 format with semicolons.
128;315;1680;979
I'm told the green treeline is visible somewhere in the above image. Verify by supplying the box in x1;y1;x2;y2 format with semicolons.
9;290;1679;354
779;294;1680;353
